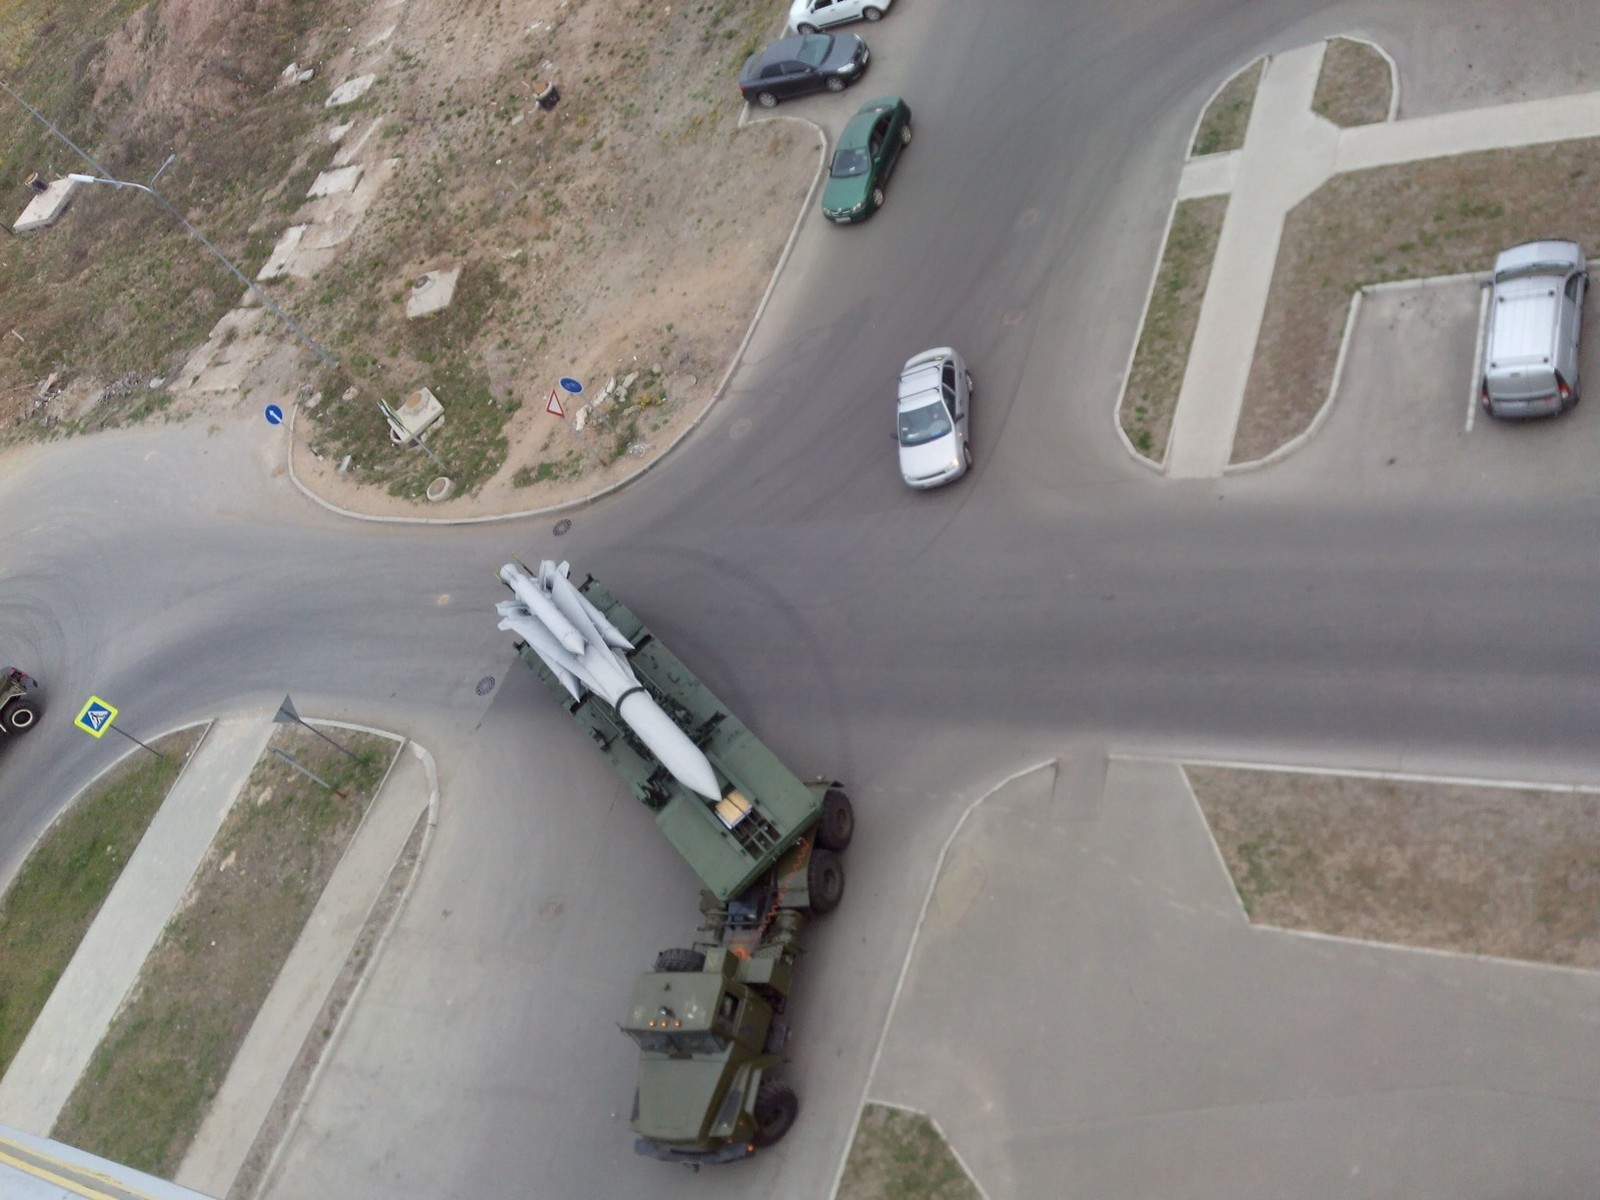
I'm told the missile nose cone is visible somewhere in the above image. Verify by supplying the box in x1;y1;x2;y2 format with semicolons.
617;691;720;801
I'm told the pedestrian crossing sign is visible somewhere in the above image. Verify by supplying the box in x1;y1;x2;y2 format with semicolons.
74;696;119;738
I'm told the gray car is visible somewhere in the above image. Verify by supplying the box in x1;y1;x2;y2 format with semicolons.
1480;240;1587;418
896;347;972;488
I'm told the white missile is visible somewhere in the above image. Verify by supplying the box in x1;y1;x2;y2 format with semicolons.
500;560;721;801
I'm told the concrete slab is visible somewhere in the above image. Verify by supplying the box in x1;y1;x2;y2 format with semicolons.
405;267;461;319
325;74;377;108
257;225;307;281
1176;150;1238;200
177;738;427;1197
1338;89;1600;173
0;719;270;1134
307;165;364;199
332;118;383;168
13;178;78;234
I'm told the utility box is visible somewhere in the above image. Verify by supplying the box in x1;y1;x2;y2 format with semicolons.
14;177;78;234
387;387;443;443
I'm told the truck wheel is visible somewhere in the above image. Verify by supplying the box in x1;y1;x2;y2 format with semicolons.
815;788;854;851
3;701;38;733
806;848;844;915
752;1079;799;1147
653;948;706;973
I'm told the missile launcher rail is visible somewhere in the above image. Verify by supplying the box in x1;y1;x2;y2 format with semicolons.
512;572;837;903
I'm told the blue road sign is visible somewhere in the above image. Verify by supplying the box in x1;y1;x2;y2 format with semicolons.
264;403;285;425
559;377;583;394
74;696;119;738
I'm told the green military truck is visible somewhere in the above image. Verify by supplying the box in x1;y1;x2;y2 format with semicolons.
1;667;42;735
502;566;853;1163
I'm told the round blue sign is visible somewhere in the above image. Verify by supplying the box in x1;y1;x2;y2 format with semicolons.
559;377;583;394
264;403;284;426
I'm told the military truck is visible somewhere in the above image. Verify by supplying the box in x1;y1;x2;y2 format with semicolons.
1;667;42;735
504;568;853;1163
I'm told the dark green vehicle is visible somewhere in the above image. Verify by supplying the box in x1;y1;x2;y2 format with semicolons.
506;569;854;1163
821;95;911;223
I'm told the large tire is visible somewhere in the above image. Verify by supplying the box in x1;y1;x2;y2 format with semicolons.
653;947;705;973
815;788;854;851
824;76;846;93
752;1078;799;1147
3;701;38;733
806;848;844;915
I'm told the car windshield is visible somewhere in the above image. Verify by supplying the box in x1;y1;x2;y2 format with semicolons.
629;1030;728;1054
1496;262;1570;283
898;401;952;446
796;34;833;66
830;147;870;178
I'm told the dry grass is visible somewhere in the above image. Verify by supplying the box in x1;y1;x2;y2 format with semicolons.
0;728;202;1077
838;1103;981;1200
1120;195;1228;460
50;725;396;1177
1234;136;1600;463
1190;58;1263;157
1312;37;1392;128
1188;765;1600;967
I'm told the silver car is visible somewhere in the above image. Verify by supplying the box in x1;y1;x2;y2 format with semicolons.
896;347;972;488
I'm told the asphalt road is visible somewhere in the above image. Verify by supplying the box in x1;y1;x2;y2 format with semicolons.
4;1;1600;1197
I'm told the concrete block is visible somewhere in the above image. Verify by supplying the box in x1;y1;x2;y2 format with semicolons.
406;266;462;319
13;178;78;234
388;387;443;443
307;164;364;198
257;225;307;280
325;74;376;107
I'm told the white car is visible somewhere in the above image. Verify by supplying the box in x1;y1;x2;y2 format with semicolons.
896;348;972;489
788;0;891;35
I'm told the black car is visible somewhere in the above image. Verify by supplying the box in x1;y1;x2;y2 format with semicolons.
738;33;869;108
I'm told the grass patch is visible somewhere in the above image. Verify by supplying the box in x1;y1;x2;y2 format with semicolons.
1188;765;1600;967
0;728;203;1077
838;1103;981;1200
50;725;397;1177
1191;57;1263;157
1121;194;1228;460
1312;36;1392;128
1235;136;1600;462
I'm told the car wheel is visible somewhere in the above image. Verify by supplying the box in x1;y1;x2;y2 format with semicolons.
752;1079;799;1147
965;371;975;396
870;185;885;210
756;91;778;108
815;788;855;851
900;122;912;146
824;76;846;93
807;848;845;914
863;5;884;18
3;700;38;732
796;22;817;33
963;442;973;470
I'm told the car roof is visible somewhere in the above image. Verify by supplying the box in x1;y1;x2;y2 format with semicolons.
1494;240;1584;275
897;363;942;409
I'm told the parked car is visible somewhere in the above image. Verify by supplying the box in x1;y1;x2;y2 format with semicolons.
738;33;869;108
821;96;911;224
1;666;42;734
896;348;973;489
1480;240;1588;419
788;0;891;34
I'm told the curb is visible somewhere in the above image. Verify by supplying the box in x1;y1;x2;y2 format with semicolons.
284;115;831;528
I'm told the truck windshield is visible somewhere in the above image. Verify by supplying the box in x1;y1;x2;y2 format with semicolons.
629;1030;728;1054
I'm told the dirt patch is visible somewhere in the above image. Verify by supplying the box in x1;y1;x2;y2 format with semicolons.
838;1103;982;1200
50;725;397;1177
1234;136;1600;464
1188;764;1600;968
1190;57;1263;158
1119;194;1228;460
1312;36;1393;128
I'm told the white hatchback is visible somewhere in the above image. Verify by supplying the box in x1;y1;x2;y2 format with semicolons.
788;0;891;35
896;347;973;489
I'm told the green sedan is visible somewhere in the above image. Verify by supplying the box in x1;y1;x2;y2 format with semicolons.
821;96;912;223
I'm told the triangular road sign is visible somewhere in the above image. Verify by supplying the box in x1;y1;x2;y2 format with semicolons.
545;388;566;418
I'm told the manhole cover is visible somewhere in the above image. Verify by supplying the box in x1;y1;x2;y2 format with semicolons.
413;274;432;290
476;675;496;696
553;518;572;536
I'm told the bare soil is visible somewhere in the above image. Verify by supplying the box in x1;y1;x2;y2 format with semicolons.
1311;36;1393;128
1188;764;1600;968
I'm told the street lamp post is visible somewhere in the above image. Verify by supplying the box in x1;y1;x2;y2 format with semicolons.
67;172;337;370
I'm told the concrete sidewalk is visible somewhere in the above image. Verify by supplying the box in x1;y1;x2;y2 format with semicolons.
1164;41;1600;478
0;712;433;1200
